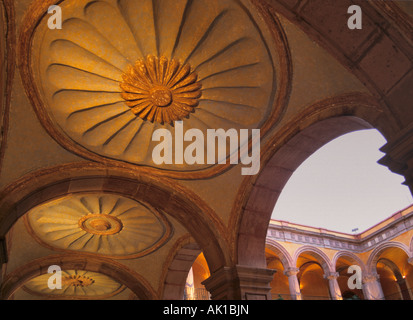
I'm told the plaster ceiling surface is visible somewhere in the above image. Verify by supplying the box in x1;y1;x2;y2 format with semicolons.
396;1;413;19
3;0;411;301
4;200;191;299
29;0;281;172
25;193;171;258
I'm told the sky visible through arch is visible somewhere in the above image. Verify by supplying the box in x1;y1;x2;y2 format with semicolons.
271;129;413;234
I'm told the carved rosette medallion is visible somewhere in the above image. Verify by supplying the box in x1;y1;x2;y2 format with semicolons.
24;0;289;174
62;274;95;287
78;213;123;236
25;193;171;258
120;55;202;124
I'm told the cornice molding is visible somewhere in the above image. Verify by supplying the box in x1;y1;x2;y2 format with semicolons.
267;208;413;254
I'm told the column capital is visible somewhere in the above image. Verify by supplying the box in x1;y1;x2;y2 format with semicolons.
323;271;342;300
283;267;299;277
363;273;380;284
284;268;302;300
362;273;385;300
323;272;339;280
408;257;413;265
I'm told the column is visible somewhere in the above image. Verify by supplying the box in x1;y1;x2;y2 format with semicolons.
202;265;276;300
323;272;342;300
283;267;302;300
362;273;385;300
404;259;413;299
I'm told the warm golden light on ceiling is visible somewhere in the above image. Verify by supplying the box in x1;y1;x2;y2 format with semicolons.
120;55;202;124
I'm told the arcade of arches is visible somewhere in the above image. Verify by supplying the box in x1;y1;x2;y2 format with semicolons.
187;204;413;300
0;0;413;300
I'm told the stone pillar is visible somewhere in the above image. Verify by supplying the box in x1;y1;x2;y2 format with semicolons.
379;124;413;196
202;265;276;300
283;267;302;300
362;273;385;300
323;272;343;300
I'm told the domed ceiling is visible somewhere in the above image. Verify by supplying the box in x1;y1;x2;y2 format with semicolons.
25;0;288;176
25;193;171;258
23;270;125;299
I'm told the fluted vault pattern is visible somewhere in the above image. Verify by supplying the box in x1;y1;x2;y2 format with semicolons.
31;0;279;171
24;270;124;298
25;193;171;258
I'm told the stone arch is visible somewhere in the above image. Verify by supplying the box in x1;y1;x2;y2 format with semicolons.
265;239;294;299
367;241;413;300
293;245;334;274
0;253;157;300
265;239;294;270
266;0;413;197
0;162;231;274
377;258;404;280
367;241;412;274
333;251;367;274
333;251;366;300
268;0;413;130
161;236;202;300
294;245;337;300
234;93;388;268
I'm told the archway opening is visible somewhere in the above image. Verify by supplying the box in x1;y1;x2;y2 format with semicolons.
297;253;330;300
272;129;413;233
184;253;211;300
238;116;394;268
375;247;413;300
335;256;364;300
265;248;290;300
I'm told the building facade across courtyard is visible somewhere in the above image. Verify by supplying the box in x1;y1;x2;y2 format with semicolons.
185;204;413;300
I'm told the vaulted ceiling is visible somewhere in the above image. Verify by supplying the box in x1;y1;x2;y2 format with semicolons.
0;0;412;300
